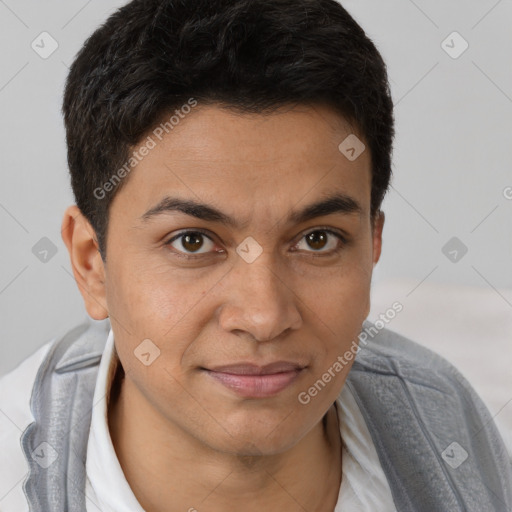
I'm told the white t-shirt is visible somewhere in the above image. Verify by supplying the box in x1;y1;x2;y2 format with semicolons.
0;328;397;511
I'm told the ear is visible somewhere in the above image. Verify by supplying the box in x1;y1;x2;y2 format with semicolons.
61;205;108;320
371;210;385;268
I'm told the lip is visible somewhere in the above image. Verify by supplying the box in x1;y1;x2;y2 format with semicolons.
203;361;307;398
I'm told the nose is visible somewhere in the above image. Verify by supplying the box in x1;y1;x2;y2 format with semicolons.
217;255;303;343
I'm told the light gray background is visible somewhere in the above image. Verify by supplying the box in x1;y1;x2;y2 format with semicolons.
1;0;511;376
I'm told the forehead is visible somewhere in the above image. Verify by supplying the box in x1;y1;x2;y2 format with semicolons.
149;103;366;164
111;103;372;223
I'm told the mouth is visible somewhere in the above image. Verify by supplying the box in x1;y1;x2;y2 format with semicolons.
201;362;307;398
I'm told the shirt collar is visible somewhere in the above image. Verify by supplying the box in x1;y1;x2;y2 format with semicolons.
86;328;145;512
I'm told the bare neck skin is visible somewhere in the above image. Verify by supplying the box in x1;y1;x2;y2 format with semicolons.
108;361;343;512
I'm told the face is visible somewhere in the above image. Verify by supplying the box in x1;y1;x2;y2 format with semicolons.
63;103;383;456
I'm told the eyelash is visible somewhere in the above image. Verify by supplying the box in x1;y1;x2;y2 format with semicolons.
164;227;348;259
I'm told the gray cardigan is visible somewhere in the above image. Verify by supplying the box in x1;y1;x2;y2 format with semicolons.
20;319;512;511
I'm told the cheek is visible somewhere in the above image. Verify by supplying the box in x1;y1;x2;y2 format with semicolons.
299;254;371;378
105;264;209;375
298;248;372;324
105;256;196;327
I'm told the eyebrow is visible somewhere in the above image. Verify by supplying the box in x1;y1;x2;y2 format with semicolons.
139;192;363;228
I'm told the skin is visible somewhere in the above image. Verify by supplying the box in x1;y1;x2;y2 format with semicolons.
61;103;384;512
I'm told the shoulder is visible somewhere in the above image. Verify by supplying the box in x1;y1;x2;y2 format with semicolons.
353;320;474;390
0;339;54;432
0;337;54;510
0;315;109;411
350;320;495;418
350;320;512;463
347;321;512;507
0;316;110;511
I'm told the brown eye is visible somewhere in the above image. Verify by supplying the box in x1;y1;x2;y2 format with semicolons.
295;229;345;254
166;230;216;255
305;231;328;251
181;233;204;252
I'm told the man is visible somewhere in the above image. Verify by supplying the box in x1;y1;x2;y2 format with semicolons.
0;0;511;510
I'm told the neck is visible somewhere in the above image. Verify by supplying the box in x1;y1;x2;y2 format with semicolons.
108;366;342;512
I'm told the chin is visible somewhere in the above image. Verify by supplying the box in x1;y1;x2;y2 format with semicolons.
208;424;303;458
